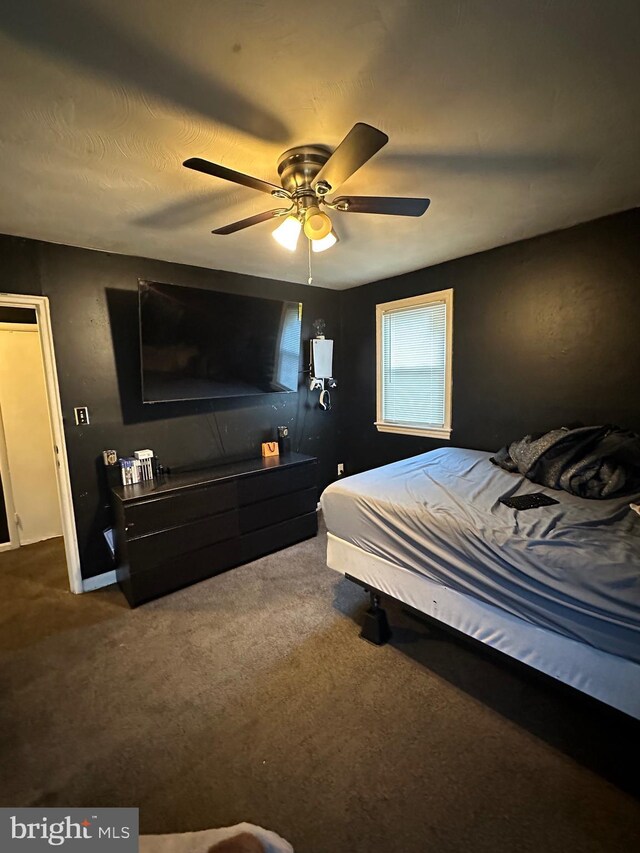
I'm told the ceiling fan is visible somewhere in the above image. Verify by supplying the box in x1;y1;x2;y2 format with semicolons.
183;123;430;253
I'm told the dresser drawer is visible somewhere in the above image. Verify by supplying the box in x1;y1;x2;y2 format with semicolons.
113;453;318;607
241;511;318;564
127;509;239;572
239;487;317;534
124;481;237;537
121;537;243;606
237;461;317;506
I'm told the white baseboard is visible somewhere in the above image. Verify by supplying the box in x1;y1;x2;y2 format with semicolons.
82;569;117;592
19;533;63;547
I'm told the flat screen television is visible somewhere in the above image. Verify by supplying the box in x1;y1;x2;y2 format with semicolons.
138;280;303;403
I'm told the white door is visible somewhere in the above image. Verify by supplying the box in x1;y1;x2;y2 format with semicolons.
0;323;62;545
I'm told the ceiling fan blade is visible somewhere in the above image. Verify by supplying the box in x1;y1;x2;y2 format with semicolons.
212;208;291;235
312;123;389;194
184;158;288;197
332;196;430;216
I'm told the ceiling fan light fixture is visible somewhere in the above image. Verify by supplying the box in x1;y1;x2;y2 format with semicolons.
303;207;332;241
272;215;301;251
311;229;338;253
186;123;430;249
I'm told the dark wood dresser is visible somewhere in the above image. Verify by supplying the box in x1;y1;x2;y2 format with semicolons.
111;452;318;606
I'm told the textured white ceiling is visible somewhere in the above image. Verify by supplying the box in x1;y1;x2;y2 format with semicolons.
0;0;638;289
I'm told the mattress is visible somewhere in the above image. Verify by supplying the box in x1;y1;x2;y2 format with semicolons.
321;448;640;663
327;533;640;718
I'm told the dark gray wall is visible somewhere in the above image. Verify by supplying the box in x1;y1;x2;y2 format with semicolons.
2;208;638;577
339;208;640;475
1;235;43;295
0;235;341;578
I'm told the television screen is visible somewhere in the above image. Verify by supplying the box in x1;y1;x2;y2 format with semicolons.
139;281;302;403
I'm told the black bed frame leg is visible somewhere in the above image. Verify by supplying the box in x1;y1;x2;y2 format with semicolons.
360;590;392;646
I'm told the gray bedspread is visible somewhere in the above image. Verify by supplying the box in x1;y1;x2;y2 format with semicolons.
321;447;640;663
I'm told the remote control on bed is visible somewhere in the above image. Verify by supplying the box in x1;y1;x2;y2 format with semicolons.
500;493;560;510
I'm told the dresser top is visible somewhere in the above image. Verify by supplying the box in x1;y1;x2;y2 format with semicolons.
111;452;317;503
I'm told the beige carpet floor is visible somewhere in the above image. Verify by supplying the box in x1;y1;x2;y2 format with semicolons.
0;526;638;852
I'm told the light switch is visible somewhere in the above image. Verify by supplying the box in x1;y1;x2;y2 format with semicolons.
74;406;90;425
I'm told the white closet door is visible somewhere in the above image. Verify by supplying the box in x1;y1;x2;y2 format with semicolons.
0;325;62;545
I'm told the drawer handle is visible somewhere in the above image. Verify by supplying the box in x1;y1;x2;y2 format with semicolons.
125;523;135;532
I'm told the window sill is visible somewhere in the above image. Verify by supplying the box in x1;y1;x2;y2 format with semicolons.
374;421;452;440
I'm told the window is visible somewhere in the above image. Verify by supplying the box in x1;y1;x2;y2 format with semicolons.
376;289;453;439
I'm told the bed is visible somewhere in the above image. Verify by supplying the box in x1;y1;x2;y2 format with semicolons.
321;447;640;719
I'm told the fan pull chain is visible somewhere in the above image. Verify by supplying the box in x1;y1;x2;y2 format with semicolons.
307;238;313;285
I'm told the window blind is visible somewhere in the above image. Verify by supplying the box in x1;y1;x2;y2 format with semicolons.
381;300;447;427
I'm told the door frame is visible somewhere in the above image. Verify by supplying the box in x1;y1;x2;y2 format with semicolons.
0;293;82;593
0;399;20;552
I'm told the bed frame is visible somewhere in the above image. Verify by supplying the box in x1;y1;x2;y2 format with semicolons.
327;532;640;720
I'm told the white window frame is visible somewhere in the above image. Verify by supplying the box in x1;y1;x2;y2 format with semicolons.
375;288;453;439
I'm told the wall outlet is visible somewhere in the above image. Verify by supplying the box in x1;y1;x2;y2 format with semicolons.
337;463;344;477
74;406;90;425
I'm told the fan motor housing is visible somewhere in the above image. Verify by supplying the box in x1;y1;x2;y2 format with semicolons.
277;145;331;195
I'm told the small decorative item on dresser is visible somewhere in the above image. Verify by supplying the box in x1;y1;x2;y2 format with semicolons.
119;449;157;485
102;449;121;488
277;425;290;455
134;449;155;481
119;458;138;486
261;441;279;458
